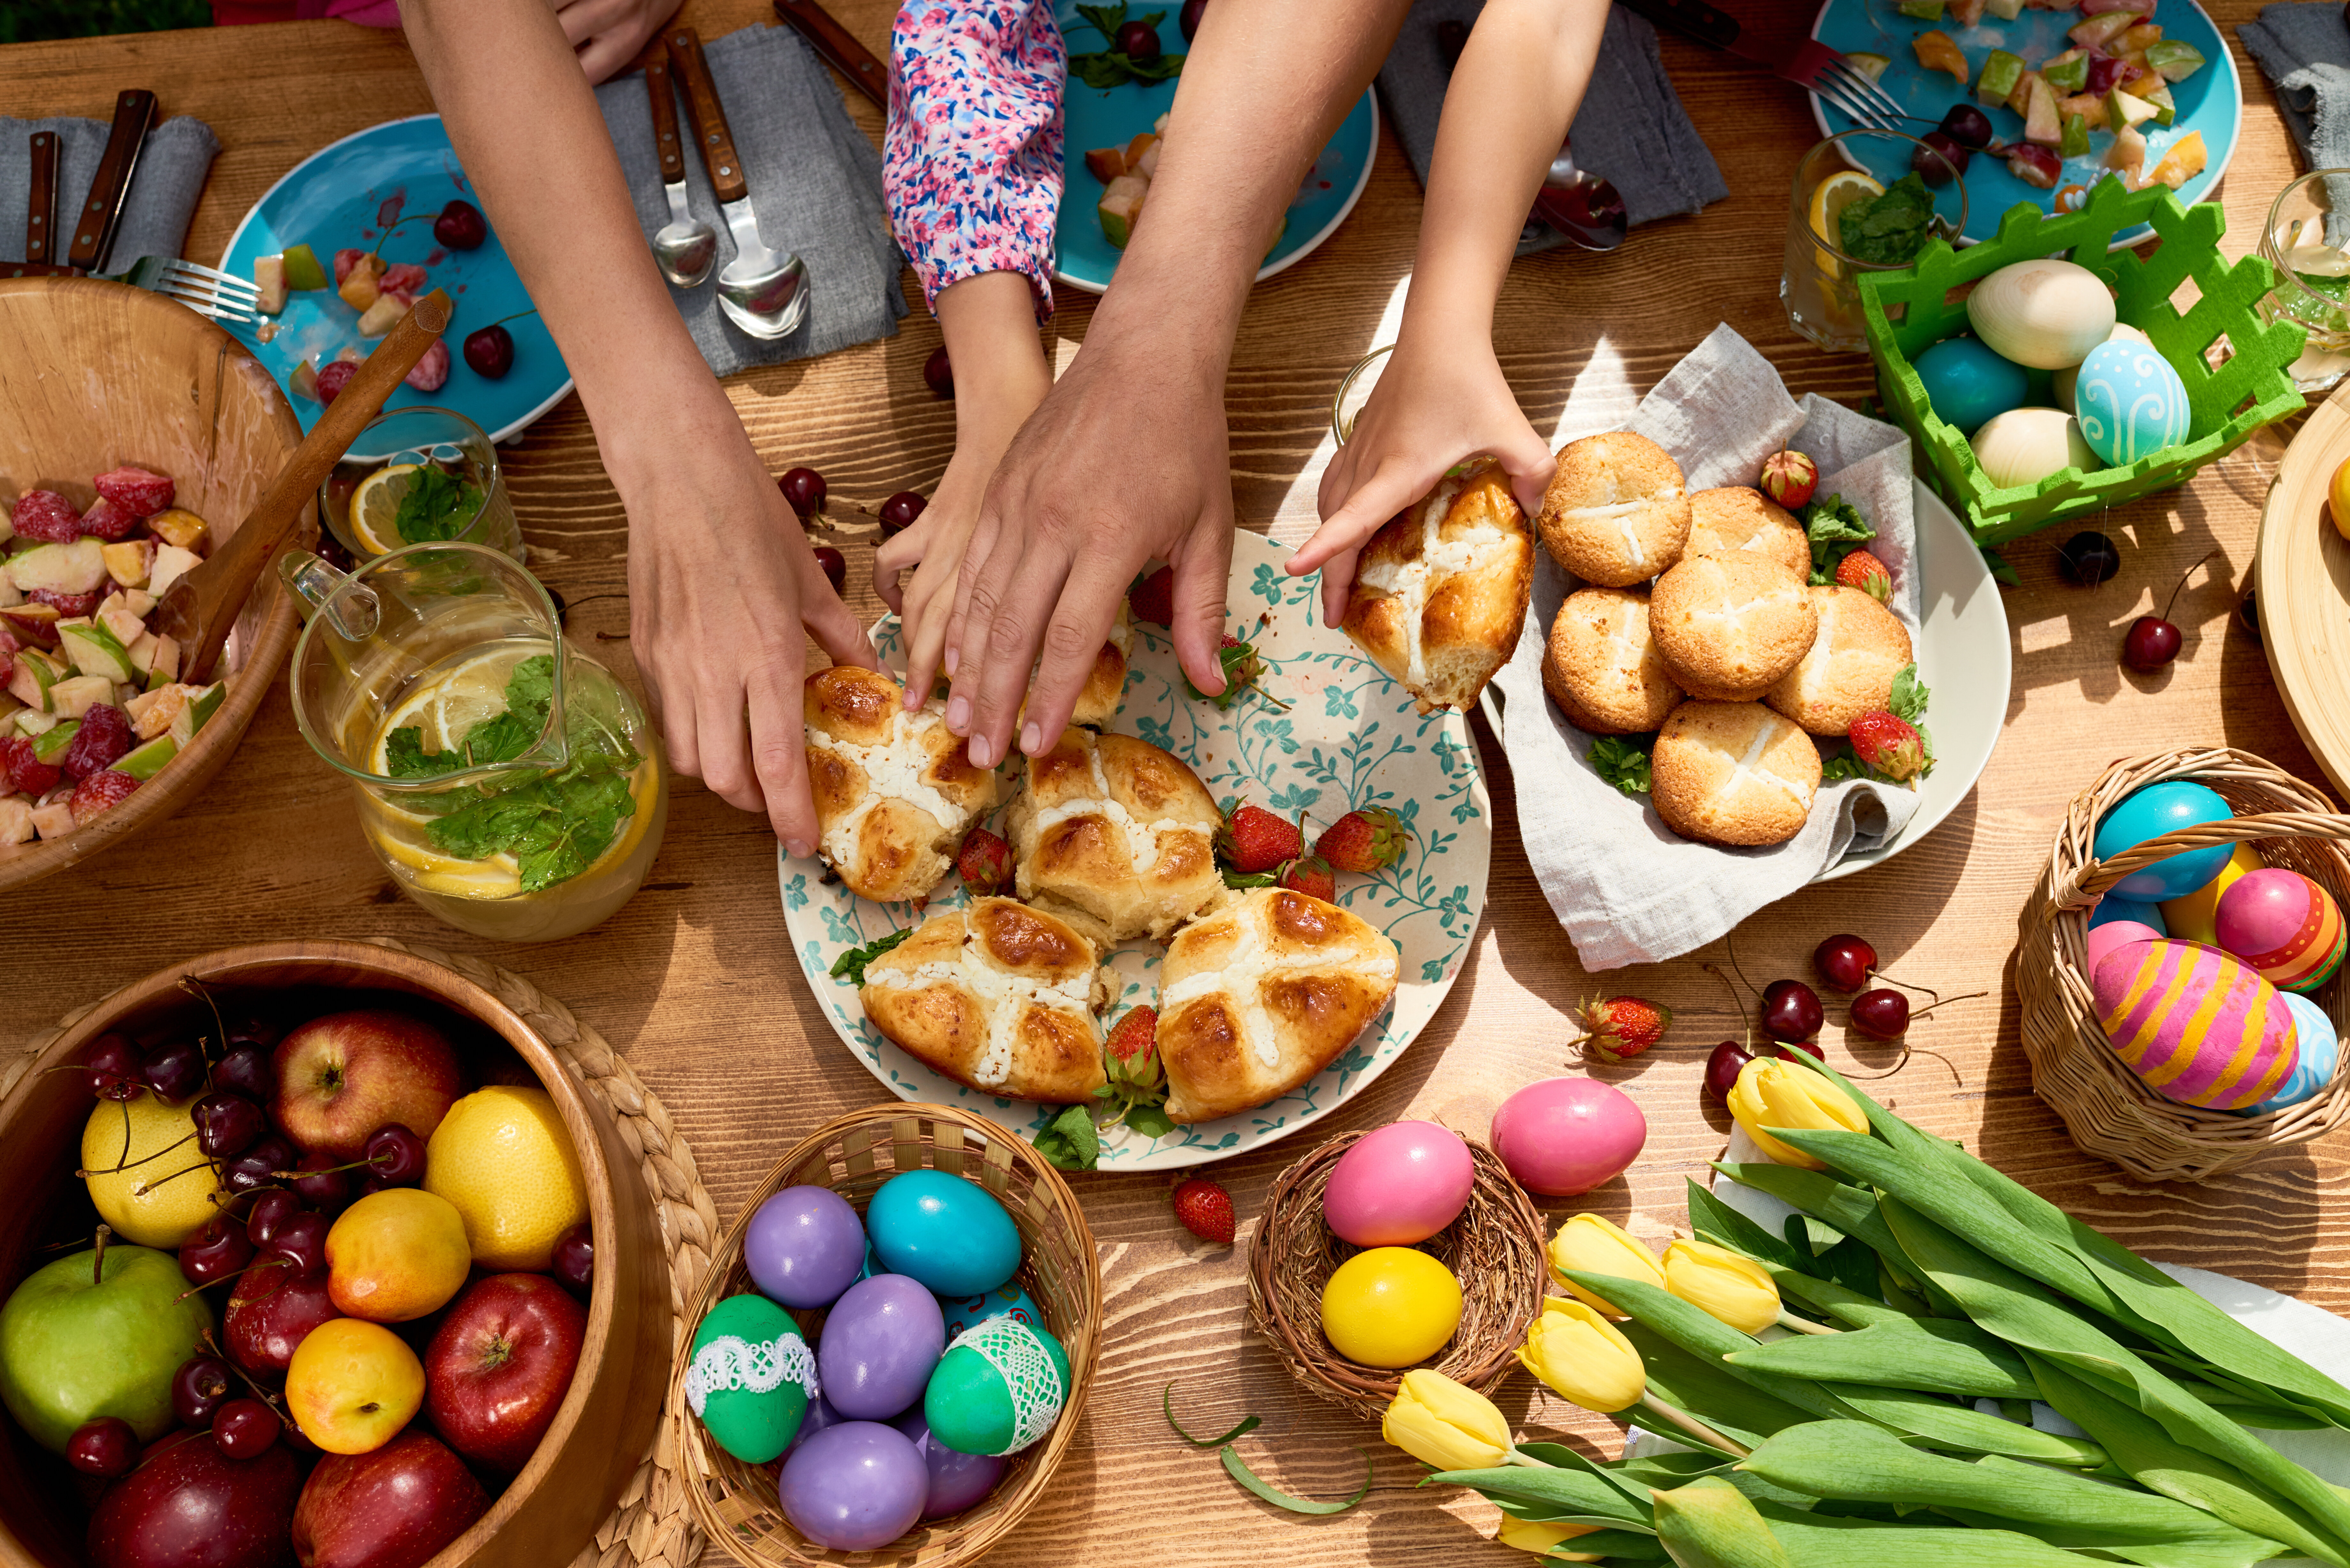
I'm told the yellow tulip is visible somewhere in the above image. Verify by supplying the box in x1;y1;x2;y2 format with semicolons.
1518;1295;1647;1414
1545;1213;1665;1317
1383;1369;1513;1472
1497;1516;1603;1560
1727;1056;1868;1169
1663;1238;1781;1334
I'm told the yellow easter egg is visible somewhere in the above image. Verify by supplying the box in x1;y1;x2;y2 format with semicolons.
1319;1247;1463;1368
2160;841;2263;946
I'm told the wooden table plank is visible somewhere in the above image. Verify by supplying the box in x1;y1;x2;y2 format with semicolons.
1;1;2341;1560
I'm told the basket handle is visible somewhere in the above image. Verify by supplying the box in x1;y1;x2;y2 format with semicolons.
2053;811;2350;910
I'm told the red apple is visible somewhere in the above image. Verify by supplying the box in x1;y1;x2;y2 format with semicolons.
88;1427;304;1568
290;1429;489;1568
226;1266;341;1375
270;1012;464;1161
424;1274;585;1474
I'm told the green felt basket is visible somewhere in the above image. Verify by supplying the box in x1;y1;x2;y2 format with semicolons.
1859;177;2306;546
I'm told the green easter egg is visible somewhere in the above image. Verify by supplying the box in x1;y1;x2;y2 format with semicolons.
923;1316;1071;1457
686;1293;816;1464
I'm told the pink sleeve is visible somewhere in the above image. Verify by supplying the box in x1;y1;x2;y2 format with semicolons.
884;0;1066;322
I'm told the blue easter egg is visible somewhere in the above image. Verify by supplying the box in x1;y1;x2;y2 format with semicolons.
2250;991;2339;1115
2089;895;2168;936
1915;335;2031;436
2094;782;2236;901
866;1171;1022;1299
2073;339;2192;466
937;1283;1044;1342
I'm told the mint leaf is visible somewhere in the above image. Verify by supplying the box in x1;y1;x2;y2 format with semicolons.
385;655;556;778
1803;493;1875;585
1034;1104;1101;1171
1075;1;1126;40
1068;4;1185;89
1837;173;1936;267
830;926;912;987
1222;868;1280;890
1820;746;1870;784
1590;735;1653;796
393;465;484;545
1888;663;1929;724
1125;1102;1176;1139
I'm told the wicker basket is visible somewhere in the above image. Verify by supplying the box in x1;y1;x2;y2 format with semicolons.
677;1104;1099;1568
2018;748;2350;1182
1246;1130;1545;1423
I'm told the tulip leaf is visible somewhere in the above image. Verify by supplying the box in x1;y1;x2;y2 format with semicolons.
1821;1382;2108;1465
1621;1321;1816;1445
1729;1318;2040;1399
1519;1439;1673;1513
1563;1271;1847;1423
1713;1163;1906;1262
1429;1458;1653;1530
1768;1265;1920;1328
1218;1443;1370;1515
1653;1476;1795;1568
1753;1503;2125;1567
1535;1528;1674;1560
1686;1179;1806;1272
1162;1382;1261;1447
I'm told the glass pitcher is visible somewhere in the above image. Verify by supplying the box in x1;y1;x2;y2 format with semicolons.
283;542;667;943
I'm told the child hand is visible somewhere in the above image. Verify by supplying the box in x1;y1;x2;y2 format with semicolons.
1289;341;1554;630
876;440;992;710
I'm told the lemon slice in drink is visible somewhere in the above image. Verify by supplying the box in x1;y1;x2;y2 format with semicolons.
348;463;423;556
370;648;533;774
412;856;525;900
1809;170;1884;281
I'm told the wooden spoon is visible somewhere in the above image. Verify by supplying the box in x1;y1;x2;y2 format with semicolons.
155;288;453;681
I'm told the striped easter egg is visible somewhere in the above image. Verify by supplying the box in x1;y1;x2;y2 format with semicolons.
2216;869;2347;994
2091;938;2301;1110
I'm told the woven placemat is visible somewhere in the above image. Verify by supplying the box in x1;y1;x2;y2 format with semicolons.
4;935;710;1568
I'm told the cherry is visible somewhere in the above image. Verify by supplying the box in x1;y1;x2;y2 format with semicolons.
1851;988;1912;1040
1913;132;1969;185
67;1417;138;1477
778;467;827;520
2123;548;2221;675
247;1191;300;1249
923;344;953;400
212;1045;274;1104
262;1212;329;1277
1937;103;1994;150
1760;979;1823;1043
223;1015;283;1055
279;1418;318;1457
434;198;488;251
172;1355;234;1428
290;1151;351;1210
212;1398;281;1459
193;1092;266;1160
814;546;846;596
180;1214;255;1287
1770;1038;1826;1063
1116;19;1161;60
1180;0;1206;40
223;1136;294;1198
2059;530;2120;586
1704;1042;1751;1102
364;1124;427;1187
552;1220;593;1296
1814;934;1878;992
463;324;514;379
87;1034;144;1101
143;1038;207;1102
879;491;926;538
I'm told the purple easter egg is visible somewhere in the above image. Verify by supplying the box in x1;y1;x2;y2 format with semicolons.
777;1421;928;1551
785;1393;845;1456
2086;919;2166;976
890;1410;1008;1518
746;1186;868;1309
817;1274;946;1419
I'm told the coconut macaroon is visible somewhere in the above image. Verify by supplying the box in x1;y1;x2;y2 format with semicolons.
1648;552;1820;702
1650;701;1822;847
1683;486;1810;581
1341;456;1534;714
805;666;1001;903
1541;587;1684;735
1765;586;1914;736
1536;432;1691;587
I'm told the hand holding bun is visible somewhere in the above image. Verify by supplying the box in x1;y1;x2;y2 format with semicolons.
1341;456;1534;714
1537;432;1691;587
806;666;1000;902
1650;701;1823;847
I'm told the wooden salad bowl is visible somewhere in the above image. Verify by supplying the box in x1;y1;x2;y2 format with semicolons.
0;940;671;1568
0;278;306;893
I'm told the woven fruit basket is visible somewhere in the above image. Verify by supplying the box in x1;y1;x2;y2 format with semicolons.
677;1104;1099;1568
2018;749;2350;1182
1246;1129;1545;1423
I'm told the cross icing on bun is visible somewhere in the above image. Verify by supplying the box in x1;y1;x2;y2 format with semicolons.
805;666;1000;902
1536;432;1691;587
1542;587;1684;735
1683;486;1808;580
1341;456;1534;713
1764;586;1913;736
1008;729;1225;946
1650;701;1822;847
1648;553;1820;702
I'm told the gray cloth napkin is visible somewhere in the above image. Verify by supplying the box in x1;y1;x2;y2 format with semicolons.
0;116;219;268
594;24;905;375
1486;324;1924;971
1376;0;1727;254
2239;2;2350;169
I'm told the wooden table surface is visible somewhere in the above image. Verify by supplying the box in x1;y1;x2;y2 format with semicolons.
0;0;2340;1560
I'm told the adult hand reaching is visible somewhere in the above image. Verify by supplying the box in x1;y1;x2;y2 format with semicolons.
556;0;685;83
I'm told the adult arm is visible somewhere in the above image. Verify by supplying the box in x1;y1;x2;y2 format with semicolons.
399;0;875;856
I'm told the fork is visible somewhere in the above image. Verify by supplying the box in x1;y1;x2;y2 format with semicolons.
1618;0;1912;133
0;253;264;323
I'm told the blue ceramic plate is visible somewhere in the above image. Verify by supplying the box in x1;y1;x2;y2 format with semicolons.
1051;3;1378;294
220;115;571;443
1808;0;2240;248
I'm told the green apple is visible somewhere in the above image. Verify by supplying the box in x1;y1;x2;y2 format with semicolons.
0;1243;213;1453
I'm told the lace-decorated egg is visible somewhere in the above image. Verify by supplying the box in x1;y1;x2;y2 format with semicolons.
922;1316;1071;1457
685;1293;816;1463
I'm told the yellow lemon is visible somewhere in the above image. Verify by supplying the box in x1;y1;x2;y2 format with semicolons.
368;646;529;773
424;1086;586;1270
1808;169;1884;282
81;1091;222;1248
346;463;422;557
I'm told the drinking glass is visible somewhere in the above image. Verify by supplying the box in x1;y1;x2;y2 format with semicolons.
318;406;524;562
2258;169;2350;393
1782;130;1968;354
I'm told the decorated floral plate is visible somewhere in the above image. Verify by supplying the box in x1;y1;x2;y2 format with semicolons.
778;531;1492;1170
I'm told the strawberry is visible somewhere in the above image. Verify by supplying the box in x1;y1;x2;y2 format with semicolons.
1217;803;1302;874
1104;1005;1162;1092
379;262;429;297
67;769;138;827
28;588;98;618
1171;1177;1235;1245
1849;711;1926;781
1186;633;1285;712
0;736;57;797
315;361;358;404
1573;995;1672;1063
91;465;174;518
1759;448;1818;509
1835;548;1893;602
405;339;451;393
1129;566;1175;627
61;704;132;783
956;826;1013;896
1315;807;1409;873
76;496;138;542
9;489;81;543
1278;856;1336;901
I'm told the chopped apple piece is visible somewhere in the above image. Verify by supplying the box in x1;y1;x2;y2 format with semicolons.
147;508;208;552
1949;0;1986;23
6;539;108;597
0;798;33;845
2040;51;2088;94
2069;11;2142;48
7;650;56;711
96;595;144;650
2024;74;2062;146
2143;129;2207;189
147;545;201;600
2108;86;2159;131
28;800;71;840
1978;50;2025;104
2114;23;2163;52
254;254;289;315
1984;0;2023;16
2144;40;2205;82
101;539;155;589
280;243;329;291
1098;175;1149;250
0;578;19;610
47;675;113;719
355;294;408;338
2059;113;2091;158
2058;92;2108;130
1845;52;1891;81
2107;124;2148;184
0;605;61;650
1896;0;1944;18
1913;30;1968;83
1083;146;1126;183
292;358;321;403
337;253;386;312
1136;138;1161;179
115;734;176;782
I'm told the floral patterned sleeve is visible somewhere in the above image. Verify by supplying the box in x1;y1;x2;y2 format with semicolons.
885;0;1066;323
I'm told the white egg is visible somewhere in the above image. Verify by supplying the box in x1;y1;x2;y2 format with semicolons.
2055;322;2151;411
1965;259;2119;370
1971;407;2104;490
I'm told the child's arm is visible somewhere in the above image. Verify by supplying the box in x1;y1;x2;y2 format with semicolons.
876;0;1063;708
1288;0;1610;629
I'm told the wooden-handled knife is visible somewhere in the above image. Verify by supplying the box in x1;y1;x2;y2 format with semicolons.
771;0;887;108
67;89;157;274
26;132;58;264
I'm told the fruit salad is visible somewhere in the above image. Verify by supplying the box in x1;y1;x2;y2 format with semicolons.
254;200;495;404
1088;113;1169;251
0;466;227;846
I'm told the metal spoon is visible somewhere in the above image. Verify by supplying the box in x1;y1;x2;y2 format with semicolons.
1532;139;1628;253
668;27;811;340
645;54;716;288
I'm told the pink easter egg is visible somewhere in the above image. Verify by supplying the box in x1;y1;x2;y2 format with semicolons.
1322;1121;1475;1247
2086;919;2166;976
2091;938;2300;1110
1489;1078;1646;1196
2216;869;2349;993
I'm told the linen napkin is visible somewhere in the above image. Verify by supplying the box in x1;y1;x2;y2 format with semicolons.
0;115;220;268
593;24;905;375
1375;0;1727;254
2239;3;2350;170
1486;324;1925;972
